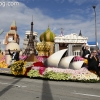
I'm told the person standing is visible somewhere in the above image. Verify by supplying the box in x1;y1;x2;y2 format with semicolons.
82;43;91;58
97;50;100;61
8;49;20;64
88;50;100;77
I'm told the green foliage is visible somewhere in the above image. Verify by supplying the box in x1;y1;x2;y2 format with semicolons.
43;71;71;80
27;70;41;78
27;70;71;80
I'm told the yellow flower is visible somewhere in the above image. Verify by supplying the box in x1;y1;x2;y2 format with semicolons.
10;60;27;75
84;59;88;65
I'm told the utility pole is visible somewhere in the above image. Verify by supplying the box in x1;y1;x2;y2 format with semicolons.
92;5;98;50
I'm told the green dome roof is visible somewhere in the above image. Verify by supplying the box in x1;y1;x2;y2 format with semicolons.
40;27;56;42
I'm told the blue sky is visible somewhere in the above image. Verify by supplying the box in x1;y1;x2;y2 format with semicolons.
0;0;100;49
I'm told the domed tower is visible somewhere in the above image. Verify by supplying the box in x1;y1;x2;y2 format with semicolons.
40;27;56;42
36;41;50;56
4;21;20;45
38;27;56;56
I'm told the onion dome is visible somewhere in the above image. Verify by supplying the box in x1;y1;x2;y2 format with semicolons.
40;27;56;42
36;41;50;51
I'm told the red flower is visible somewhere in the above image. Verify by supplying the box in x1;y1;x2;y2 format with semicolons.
33;62;46;67
39;67;46;75
24;66;32;76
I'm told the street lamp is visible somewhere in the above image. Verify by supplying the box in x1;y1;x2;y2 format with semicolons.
92;5;98;50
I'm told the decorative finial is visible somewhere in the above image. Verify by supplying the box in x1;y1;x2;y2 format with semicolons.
61;28;64;36
48;23;50;28
31;15;34;33
79;30;82;36
48;25;49;28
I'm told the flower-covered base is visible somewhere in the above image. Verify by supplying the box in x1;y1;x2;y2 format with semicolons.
27;67;100;83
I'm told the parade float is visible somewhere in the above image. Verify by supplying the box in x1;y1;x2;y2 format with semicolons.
0;21;100;83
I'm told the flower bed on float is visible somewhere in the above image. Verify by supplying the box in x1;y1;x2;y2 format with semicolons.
0;55;100;83
27;65;100;83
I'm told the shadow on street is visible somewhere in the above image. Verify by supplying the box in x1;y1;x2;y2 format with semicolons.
41;80;53;100
0;75;23;97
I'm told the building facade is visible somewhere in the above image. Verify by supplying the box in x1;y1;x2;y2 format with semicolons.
54;33;88;56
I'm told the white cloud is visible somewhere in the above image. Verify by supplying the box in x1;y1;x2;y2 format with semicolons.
0;0;100;49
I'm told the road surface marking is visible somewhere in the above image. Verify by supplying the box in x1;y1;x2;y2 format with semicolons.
0;82;27;88
73;92;100;98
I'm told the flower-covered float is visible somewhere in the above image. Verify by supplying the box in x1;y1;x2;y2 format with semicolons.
27;49;100;82
0;49;100;83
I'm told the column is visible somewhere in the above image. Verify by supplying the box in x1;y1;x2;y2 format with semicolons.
68;44;73;56
54;43;59;52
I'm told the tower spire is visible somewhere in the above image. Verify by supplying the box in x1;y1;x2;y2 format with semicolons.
48;24;49;28
31;15;33;34
10;20;17;30
23;15;36;56
61;28;64;36
79;30;82;36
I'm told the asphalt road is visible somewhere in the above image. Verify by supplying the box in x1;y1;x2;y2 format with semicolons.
0;74;100;100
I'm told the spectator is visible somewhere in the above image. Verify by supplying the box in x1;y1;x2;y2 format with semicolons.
97;50;100;61
88;50;100;77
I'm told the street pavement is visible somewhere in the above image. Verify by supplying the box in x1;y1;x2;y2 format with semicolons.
0;74;100;100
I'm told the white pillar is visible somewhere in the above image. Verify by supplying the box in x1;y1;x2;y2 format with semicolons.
55;43;59;52
68;44;73;56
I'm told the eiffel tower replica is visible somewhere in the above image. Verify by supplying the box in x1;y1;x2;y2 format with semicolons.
23;17;36;56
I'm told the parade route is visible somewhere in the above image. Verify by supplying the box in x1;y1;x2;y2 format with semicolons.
0;74;100;100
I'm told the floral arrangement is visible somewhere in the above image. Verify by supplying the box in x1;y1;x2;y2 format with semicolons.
0;61;8;68
32;66;46;75
9;60;26;76
19;55;28;60
0;56;8;68
33;61;46;67
27;67;100;82
36;56;48;62
43;70;71;80
73;56;88;65
1;56;6;61
27;69;42;78
73;56;84;61
30;61;46;75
